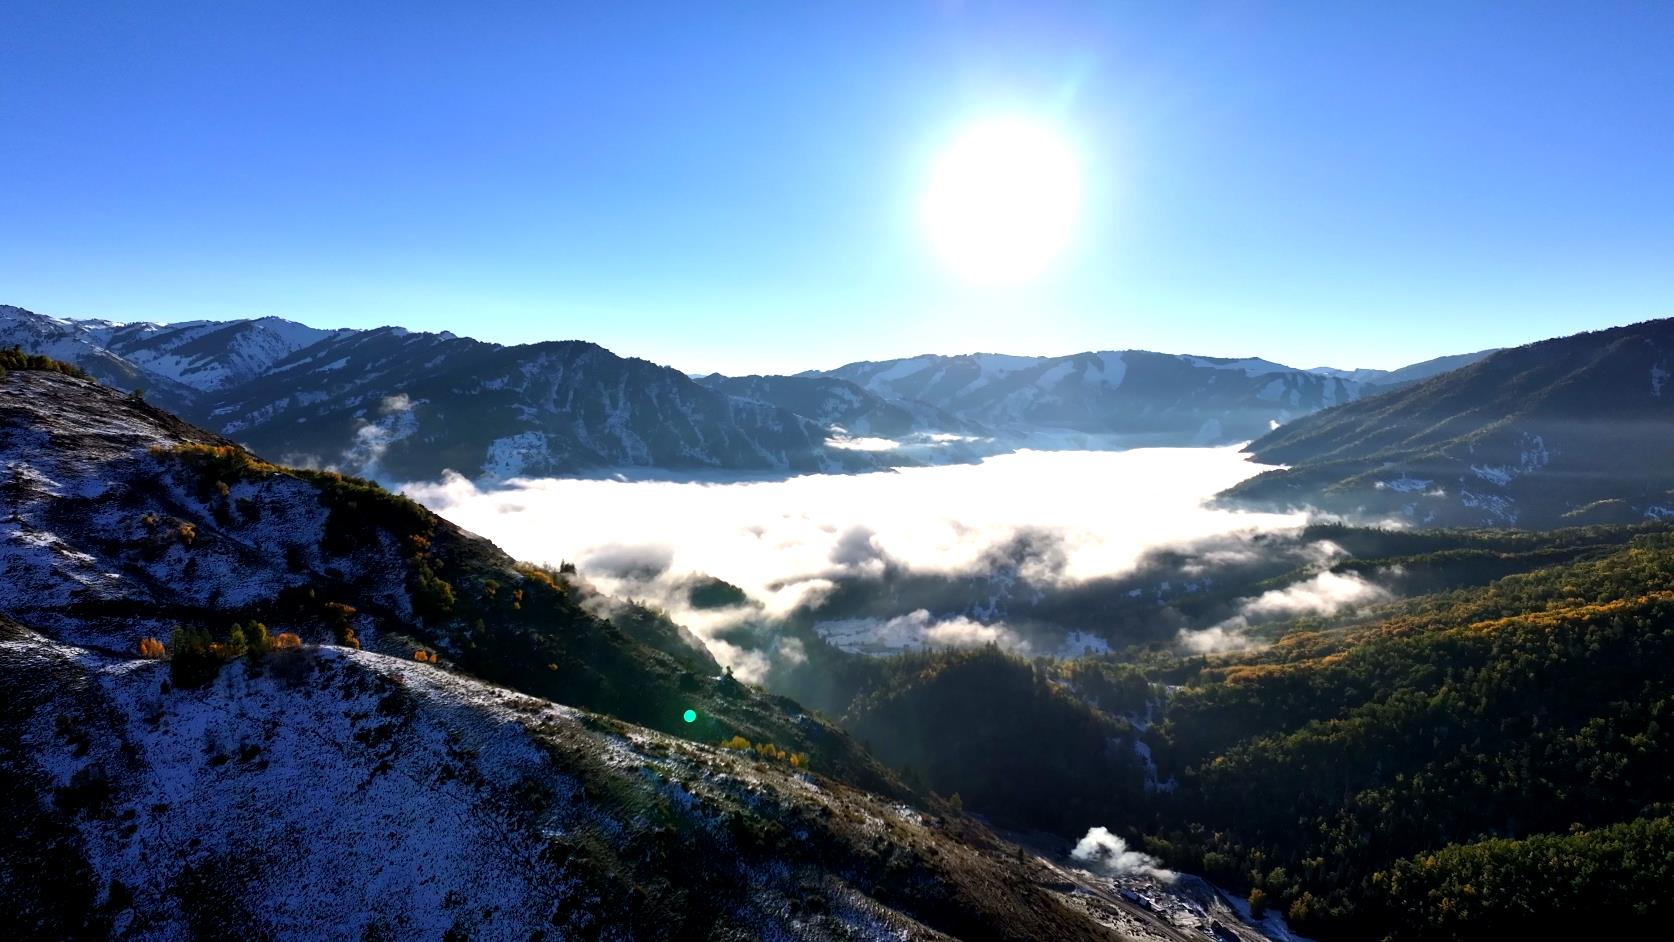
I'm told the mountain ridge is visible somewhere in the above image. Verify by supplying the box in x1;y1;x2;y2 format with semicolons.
3;304;1494;482
1221;317;1674;526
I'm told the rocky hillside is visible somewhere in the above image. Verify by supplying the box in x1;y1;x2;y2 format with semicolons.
1223;318;1674;527
4;615;1150;941
0;365;894;785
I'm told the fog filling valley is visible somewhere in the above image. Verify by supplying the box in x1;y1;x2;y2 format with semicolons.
405;447;1393;679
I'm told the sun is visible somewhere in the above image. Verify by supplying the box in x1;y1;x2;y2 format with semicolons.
921;117;1082;284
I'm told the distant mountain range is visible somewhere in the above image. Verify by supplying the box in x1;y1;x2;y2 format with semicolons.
1303;349;1501;386
2;303;1491;481
1223;318;1674;527
0;306;876;480
802;349;1465;446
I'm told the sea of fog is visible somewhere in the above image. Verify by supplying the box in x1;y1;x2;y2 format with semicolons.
404;446;1312;670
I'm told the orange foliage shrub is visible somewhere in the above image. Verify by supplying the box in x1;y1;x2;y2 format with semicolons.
137;637;166;658
272;632;302;650
717;735;804;768
515;564;557;590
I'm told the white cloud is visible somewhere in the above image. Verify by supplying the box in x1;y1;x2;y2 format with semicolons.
1070;826;1175;882
1179;623;1260;655
342;393;418;473
1179;568;1393;653
401;447;1305;673
815;609;1027;655
1241;569;1391;620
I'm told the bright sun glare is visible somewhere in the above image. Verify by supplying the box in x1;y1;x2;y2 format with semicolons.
921;117;1082;284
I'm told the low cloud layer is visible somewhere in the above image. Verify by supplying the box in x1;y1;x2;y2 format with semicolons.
403;447;1306;675
1070;826;1175;882
1180;567;1394;654
815;609;1025;655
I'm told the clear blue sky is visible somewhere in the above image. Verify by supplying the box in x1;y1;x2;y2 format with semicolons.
4;1;1671;374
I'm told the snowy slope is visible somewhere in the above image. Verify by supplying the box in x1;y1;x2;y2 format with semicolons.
96;315;343;391
4;620;1137;941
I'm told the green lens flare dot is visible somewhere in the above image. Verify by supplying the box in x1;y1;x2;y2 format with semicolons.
682;709;698;723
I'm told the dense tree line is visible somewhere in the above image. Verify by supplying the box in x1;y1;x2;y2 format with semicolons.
0;346;89;380
1139;535;1674;938
842;646;1148;834
765;527;1674;938
1362;815;1674;939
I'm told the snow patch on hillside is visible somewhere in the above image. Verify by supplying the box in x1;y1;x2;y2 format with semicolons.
482;431;551;479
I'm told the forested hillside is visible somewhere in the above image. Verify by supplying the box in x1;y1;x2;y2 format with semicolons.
765;526;1674;939
1144;535;1674;937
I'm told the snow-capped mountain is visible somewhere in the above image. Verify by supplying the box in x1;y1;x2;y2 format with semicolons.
204;330;883;481
0;305;202;408
807;350;1364;445
1224;318;1674;527
696;372;981;437
93;315;346;392
1;306;880;481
